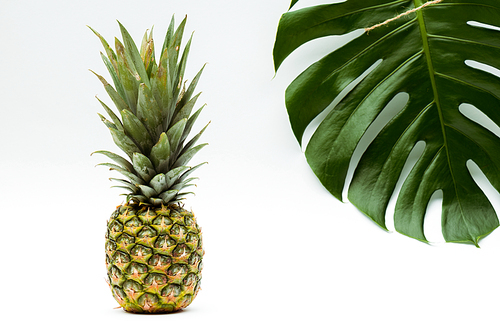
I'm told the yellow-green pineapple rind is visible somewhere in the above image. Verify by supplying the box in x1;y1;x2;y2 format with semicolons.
105;203;203;313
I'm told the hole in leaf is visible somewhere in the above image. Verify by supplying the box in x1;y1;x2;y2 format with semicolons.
467;160;500;223
465;60;500;79
385;140;426;232
467;21;500;32
343;91;410;200
459;103;500;139
423;190;444;244
302;59;382;149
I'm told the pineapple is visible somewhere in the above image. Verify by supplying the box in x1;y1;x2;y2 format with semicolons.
90;17;207;313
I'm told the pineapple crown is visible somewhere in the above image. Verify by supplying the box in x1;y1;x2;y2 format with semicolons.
90;16;208;206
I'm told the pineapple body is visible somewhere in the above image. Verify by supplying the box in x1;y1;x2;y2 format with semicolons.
106;203;203;313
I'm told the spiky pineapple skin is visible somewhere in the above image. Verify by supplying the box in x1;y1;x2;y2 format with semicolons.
105;203;203;313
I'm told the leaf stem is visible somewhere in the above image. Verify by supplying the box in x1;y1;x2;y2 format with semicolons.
365;0;442;33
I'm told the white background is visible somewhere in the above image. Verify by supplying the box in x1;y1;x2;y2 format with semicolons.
1;0;500;333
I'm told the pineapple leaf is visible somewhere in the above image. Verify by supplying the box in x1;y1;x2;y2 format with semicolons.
149;173;168;194
181;177;198;184
173;143;208;169
166;118;187;153
151;63;172;120
171;177;198;191
120;109;154;154
137;83;162;139
165;166;190;188
115;38;139;113
172;16;187;59
149;198;164;206
175;192;195;201
179;162;207;182
165;16;187;84
88;26;118;73
137;184;158;198
91;70;130;113
109;178;139;192
150;132;171;172
180;121;210;157
92;150;133;172
143;28;156;77
132;152;156;182
96;97;124;132
95;162;123;169
102;163;144;185
172;92;201;126
161;15;175;58
98;113;118;130
108;126;141;159
174;32;193;97
112;185;137;192
159;189;180;203
175;64;206;114
140;29;149;61
182;104;205;143
128;194;149;204
100;52;126;102
118;21;151;87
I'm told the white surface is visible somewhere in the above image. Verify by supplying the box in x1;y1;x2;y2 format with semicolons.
1;0;500;333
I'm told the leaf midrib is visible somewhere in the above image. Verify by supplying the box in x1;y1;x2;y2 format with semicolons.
415;4;442;133
415;1;475;241
414;2;452;171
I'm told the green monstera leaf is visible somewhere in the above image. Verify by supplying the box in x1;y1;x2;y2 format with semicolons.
274;0;500;246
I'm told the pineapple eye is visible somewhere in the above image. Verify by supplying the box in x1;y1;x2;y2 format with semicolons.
123;279;142;293
148;253;172;268
152;215;172;226
154;235;176;249
144;273;167;286
172;244;190;258
125;217;142;228
130;244;152;257
188;253;201;266
167;264;188;277
162;283;182;297
137;226;157;238
105;240;117;253
127;262;148;275
185;232;199;244
116;233;135;246
183;273;198;287
109;221;123;233
138;209;157;224
112;251;131;265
